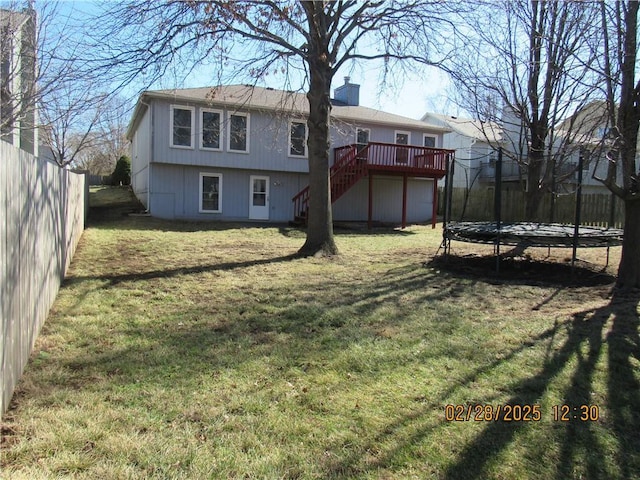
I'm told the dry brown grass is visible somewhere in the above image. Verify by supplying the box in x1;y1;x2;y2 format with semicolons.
1;188;638;479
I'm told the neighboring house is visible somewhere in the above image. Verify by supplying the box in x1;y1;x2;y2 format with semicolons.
557;101;640;195
421;112;503;190
425;103;638;197
0;7;37;156
127;79;454;226
497;101;640;196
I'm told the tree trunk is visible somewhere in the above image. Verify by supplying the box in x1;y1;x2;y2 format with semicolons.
524;151;545;221
524;187;545;221
297;61;338;257
617;200;640;290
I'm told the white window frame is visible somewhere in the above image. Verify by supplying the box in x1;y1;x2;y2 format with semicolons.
170;105;195;149
200;108;223;151
288;119;308;158
395;130;411;145
423;134;437;148
199;172;223;213
227;111;250;153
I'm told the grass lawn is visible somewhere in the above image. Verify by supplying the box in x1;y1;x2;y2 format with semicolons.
2;186;639;479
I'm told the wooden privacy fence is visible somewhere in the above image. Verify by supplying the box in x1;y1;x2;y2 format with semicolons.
1;141;88;416
439;188;625;228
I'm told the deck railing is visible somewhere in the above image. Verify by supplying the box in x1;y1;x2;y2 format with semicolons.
292;142;452;222
341;142;449;174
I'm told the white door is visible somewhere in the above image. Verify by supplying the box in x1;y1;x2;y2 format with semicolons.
249;175;269;220
395;131;410;164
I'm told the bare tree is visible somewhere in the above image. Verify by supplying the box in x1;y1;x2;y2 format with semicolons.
39;79;111;167
1;0;123;168
448;0;602;220
41;91;129;171
89;1;463;256
595;0;640;289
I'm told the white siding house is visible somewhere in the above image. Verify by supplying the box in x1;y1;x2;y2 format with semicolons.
421;112;503;190
127;81;453;226
1;7;37;156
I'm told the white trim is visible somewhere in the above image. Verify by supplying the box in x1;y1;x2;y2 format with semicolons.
423;134;437;148
249;175;270;220
227;112;250;153
199;172;223;213
200;108;223;151
170;105;195;149
394;130;411;164
288;119;308;158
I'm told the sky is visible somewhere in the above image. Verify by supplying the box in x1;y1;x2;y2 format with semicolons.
30;0;459;121
160;60;456;121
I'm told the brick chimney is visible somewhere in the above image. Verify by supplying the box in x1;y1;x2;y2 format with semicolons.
334;76;360;106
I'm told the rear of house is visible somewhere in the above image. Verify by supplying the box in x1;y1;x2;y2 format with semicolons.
127;81;452;226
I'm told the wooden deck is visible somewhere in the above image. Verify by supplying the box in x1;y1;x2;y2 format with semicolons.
292;142;454;228
334;142;450;178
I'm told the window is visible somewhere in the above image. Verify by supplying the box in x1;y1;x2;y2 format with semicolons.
580;147;590;171
201;109;222;150
395;130;410;164
289;120;307;157
170;106;194;148
423;135;436;148
356;128;370;149
199;173;222;213
228;112;249;152
356;128;370;159
356;128;370;146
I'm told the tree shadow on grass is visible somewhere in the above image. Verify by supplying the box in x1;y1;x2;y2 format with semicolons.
315;285;639;479
441;290;640;480
429;253;617;287
320;318;571;478
62;253;303;288
9;236;637;478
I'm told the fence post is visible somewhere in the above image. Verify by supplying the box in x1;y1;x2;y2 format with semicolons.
494;148;503;272
572;153;584;269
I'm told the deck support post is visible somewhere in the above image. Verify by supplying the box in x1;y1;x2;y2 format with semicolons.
402;173;408;229
432;178;438;229
368;173;373;230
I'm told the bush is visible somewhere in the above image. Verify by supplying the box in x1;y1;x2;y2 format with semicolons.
111;156;131;186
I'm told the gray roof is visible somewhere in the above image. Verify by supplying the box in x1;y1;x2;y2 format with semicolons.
128;85;451;138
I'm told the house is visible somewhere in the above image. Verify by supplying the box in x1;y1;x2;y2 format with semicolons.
127;79;454;227
425;103;637;196
421;112;503;190
556;101;640;195
0;7;37;156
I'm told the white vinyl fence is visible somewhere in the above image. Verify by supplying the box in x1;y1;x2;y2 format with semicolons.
1;140;88;415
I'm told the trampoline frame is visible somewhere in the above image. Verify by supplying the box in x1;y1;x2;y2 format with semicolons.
440;148;624;270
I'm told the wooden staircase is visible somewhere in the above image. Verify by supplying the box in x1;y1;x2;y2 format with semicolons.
292;144;368;224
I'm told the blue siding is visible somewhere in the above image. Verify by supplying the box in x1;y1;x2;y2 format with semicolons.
131;105;152;208
136;96;443;223
149;163;435;224
151;98;444;172
149;163;307;221
152;99;310;173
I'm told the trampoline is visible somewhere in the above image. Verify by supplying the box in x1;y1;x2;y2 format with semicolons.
444;221;623;248
439;149;624;269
